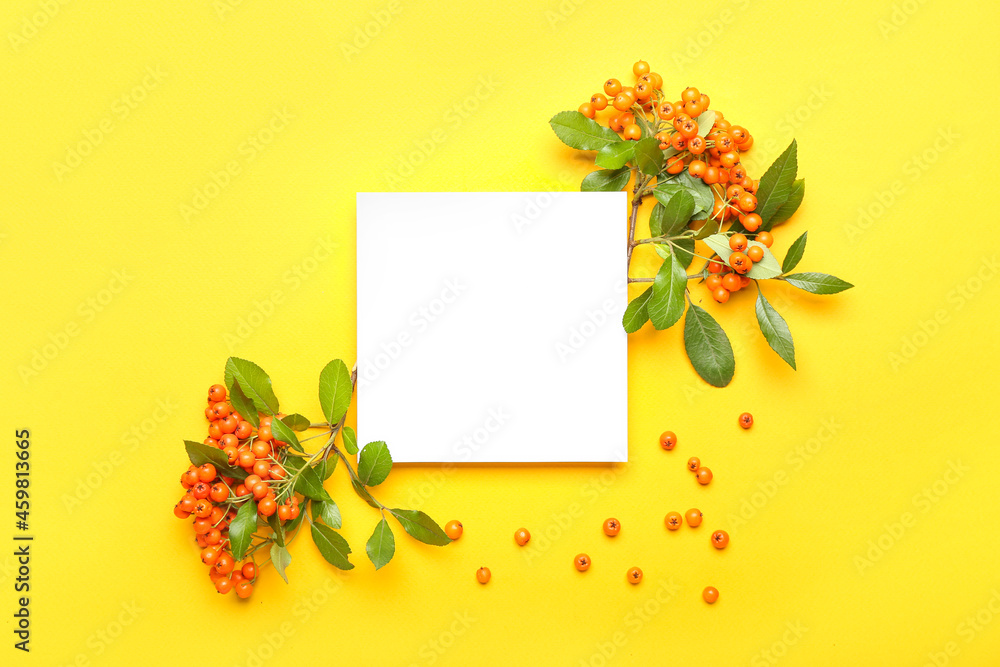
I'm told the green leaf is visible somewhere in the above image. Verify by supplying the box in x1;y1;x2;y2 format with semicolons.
766;179;804;229
311;499;342;529
683;304;735;387
755;289;796;369
672;238;695;268
651;188;695;237
783;272;854;294
389;509;452;546
633;137;663;176
622;288;652;334
755;140;798;225
294;463;332;502
227;381;259;428
595;141;635;170
672;171;715;218
280;413;311;431
319;359;353;426
581;167;630;192
366;519;395;570
649;203;666;237
224;357;279;416
694;219;721;240
317;454;337;480
549;110;621;151
310;522;354;570
266;512;286;546
270;543;291;583
782;232;808;274
702;234;782;280
351;478;381;509
357;441;392;486
229;500;257;560
646;250;687;330
269;417;303;453
694;110;717;138
341;426;359;456
184;440;228;468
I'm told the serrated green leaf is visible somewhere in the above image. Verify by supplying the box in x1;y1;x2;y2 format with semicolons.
184;440;228;468
319;359;353;426
581;167;631;192
266;512;286;546
672;171;715;218
310;522;354;570
596;141;635;170
227;381;259;428
756;289;796;369
623;287;652;334
549;111;621;151
767;179;804;229
755;140;798;225
702;234;782;279
229;500;258;560
366;519;395;570
224;358;279;416
782;232;808;274
317;454;337;480
357;441;392;486
389;509;452;546
269;417;303;453
647;250;687;330
351;478;382;509
270;543;291;583
783;272;854;294
341;426;359;456
694;110;717;138
633;137;663;176
311;499;343;529
294;463;332;502
672;238;695;268
651;188;695;237
280;413;311;431
649;202;666;237
683;304;735;387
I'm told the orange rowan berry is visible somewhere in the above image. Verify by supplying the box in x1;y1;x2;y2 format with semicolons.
739;412;754;429
730;126;749;144
257;425;273;442
742;213;762;232
706;258;724;273
755;231;773;248
242;562;257;580
729;233;748;252
476;567;491;584
235;421;253;439
703;586;719;604
238;450;255;468
277;504;292;521
205;528;222;545
737;192;757;212
191;482;210;500
705;275;723;292
686;509;703;527
514;528;531;546
253;460;271;479
665;512;683;530
212;402;231;419
574;553;591;571
696;467;713;485
235;580;253;599
445;520;464;540
627;567;643;584
591;94;608;110
215;577;234;594
665;157;685;174
656;102;676;120
659;431;677;450
258;497;277;517
681;87;700;103
214;552;235;575
604;78;622;97
209;483;228;503
193;518;212;535
687;457;701;472
703;167;719;185
173;505;190;519
634;81;653;100
711;530;730;549
722;273;742;292
578;102;596;118
208;384;226;402
623;124;642;141
208;423;223;440
603;518;621;536
201;546;221;566
729;252;752;274
220;415;238;434
747;245;764;263
269;464;286;480
712;287;730;303
633;60;650;77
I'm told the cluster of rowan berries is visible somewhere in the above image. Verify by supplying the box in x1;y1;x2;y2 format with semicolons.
702;231;777;303
579;60;785;303
173;384;302;598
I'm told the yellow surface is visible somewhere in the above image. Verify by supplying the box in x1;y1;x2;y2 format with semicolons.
3;1;1000;665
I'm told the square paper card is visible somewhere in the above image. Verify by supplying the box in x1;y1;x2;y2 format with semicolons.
357;192;627;463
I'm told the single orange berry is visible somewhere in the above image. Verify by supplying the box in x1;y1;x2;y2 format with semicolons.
729;233;748;252
604;78;622;97
514;528;531;546
729;252;752;274
721;273;742;292
208;384;226;402
591;94;608;110
574;554;591;571
712;287;730;304
215;577;234;594
739;412;754;429
711;530;730;549
603;518;621;537
703;586;719;604
623;123;642;141
633;60;650;77
747;245;764;263
445;520;464;540
696;467;713;485
665;512;683;530
687;457;701;472
476;567;491;584
627;567;643;584
742;213;762;232
235;580;254;599
578;102;596;119
756;231;773;247
706;274;723;291
686;509;703;527
659;431;677;450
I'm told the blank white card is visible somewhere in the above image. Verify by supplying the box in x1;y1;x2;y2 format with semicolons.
356;192;627;463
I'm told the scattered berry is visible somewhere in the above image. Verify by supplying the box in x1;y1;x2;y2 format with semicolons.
603;518;621;537
711;530;730;549
445;520;463;541
476;567;491;584
696;467;713;485
627;567;643;584
703;586;719;604
686;509;703;527
574;554;591;572
515;528;531;546
665;512;682;530
739;412;754;429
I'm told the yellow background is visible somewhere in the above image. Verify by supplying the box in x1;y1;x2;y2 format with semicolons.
3;0;1000;664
